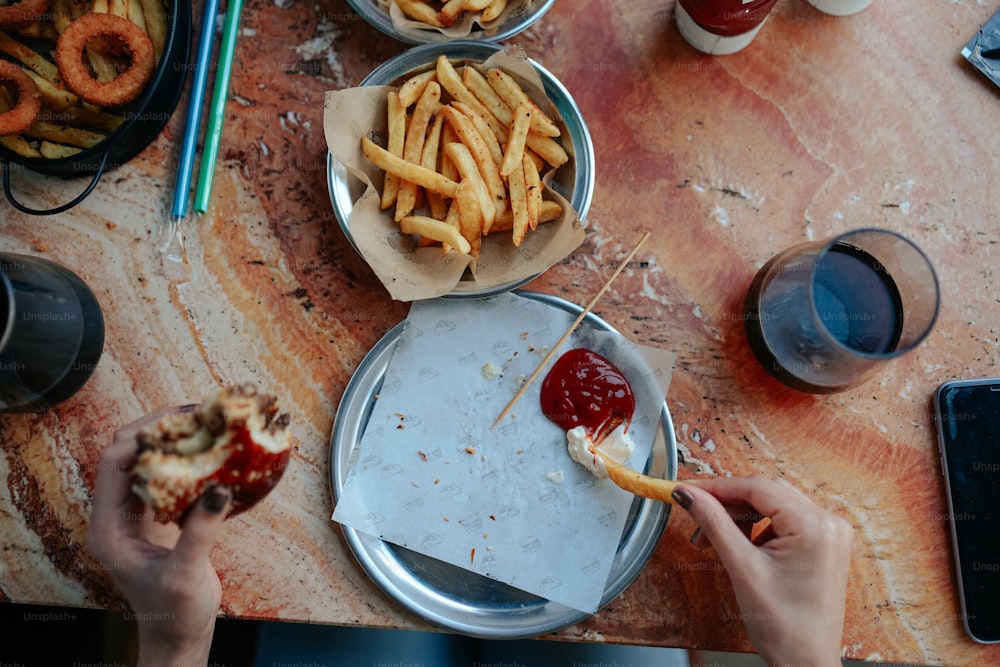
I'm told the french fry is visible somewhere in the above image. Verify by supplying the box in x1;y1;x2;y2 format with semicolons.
443;140;494;231
489;199;561;233
110;0;128;17
57;105;126;134
525;130;569;168
396;81;442;221
52;0;75;31
435;56;495;129
486;68;560;138
0;135;42;158
438;121;459;180
456;180;483;259
25;122;107;149
22;69;78;111
461;65;512;135
454;101;504;175
462;0;493;9
420;115;449;221
400;215;472;255
438;0;464;26
0;32;62;83
507;155;529;247
440;105;507;221
398;69;437;108
480;0;507;21
380;92;406;210
395;0;444;26
441;197;462;253
140;0;168;61
39;141;83;159
596;450;681;505
128;0;148;31
500;102;531;177
362;136;460;199
16;22;59;40
523;152;541;231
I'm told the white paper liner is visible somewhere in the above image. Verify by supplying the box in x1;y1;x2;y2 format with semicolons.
332;292;677;613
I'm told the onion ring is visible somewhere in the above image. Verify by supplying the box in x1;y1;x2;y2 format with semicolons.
0;61;42;136
55;13;156;108
0;0;50;29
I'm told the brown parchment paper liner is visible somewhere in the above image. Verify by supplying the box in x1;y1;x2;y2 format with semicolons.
323;48;586;302
380;0;533;39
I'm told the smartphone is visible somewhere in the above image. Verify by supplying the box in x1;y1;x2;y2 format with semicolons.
934;378;1000;643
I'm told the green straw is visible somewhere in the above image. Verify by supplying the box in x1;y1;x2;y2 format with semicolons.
193;0;245;214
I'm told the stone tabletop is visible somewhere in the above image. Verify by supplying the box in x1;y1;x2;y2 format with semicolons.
2;0;1000;664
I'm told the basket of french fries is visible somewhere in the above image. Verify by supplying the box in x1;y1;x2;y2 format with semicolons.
0;0;191;215
325;41;593;301
346;0;555;45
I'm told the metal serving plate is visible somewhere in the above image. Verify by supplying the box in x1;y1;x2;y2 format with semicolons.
345;0;556;45
326;40;595;300
329;291;677;639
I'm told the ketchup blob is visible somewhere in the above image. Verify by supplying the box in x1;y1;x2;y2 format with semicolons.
539;348;635;443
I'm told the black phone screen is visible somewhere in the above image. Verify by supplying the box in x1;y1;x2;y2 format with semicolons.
936;379;1000;643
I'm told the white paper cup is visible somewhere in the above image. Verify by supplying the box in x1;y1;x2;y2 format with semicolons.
805;0;873;16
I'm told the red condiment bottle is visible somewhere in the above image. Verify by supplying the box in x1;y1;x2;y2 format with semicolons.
675;0;779;55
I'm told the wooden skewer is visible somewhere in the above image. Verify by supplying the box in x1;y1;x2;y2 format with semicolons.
490;230;651;429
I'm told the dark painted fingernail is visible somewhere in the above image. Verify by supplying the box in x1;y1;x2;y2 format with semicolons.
672;487;694;510
203;487;230;514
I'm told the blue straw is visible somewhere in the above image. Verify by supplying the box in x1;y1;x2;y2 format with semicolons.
193;0;245;214
171;0;221;220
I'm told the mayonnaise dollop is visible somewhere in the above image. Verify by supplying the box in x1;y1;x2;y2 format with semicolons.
566;424;635;479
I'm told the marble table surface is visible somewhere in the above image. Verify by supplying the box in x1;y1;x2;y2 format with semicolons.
2;0;1000;664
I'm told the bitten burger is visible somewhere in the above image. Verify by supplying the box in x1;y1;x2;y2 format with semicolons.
130;384;291;523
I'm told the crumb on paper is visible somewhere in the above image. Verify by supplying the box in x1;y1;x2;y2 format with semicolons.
546;471;565;484
521;331;529;339
483;533;490;539
515;374;527;386
482;362;503;380
465;446;477;455
418;450;428;461
471;547;476;564
434;478;440;484
489;514;496;520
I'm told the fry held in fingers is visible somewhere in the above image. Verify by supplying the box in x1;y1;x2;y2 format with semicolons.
359;57;570;259
596;449;682;504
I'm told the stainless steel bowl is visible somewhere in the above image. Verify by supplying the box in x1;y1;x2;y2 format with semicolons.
345;0;555;45
327;40;595;299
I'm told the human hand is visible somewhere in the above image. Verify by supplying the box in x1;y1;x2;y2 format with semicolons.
88;407;231;667
671;477;853;667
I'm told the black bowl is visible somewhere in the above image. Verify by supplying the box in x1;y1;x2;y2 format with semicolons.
0;0;193;215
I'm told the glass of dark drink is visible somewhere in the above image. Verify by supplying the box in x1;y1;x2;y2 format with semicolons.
0;253;105;412
743;229;939;393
